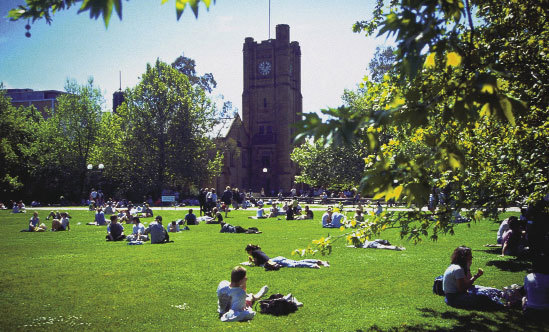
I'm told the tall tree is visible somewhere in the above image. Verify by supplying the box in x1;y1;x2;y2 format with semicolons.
31;79;104;202
171;54;217;93
291;137;365;190
296;0;549;253
116;59;221;199
0;88;38;200
368;46;396;83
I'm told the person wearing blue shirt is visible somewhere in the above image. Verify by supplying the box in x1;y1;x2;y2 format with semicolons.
144;216;170;244
28;212;40;231
106;215;125;241
185;209;197;225
95;208;106;225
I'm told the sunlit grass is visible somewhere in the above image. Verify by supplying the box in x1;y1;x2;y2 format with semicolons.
0;208;542;331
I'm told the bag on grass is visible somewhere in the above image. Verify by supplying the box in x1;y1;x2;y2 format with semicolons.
433;275;444;296
258;294;298;316
264;261;281;271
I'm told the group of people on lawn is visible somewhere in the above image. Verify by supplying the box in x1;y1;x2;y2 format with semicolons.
14;193;548;323
440;205;549;321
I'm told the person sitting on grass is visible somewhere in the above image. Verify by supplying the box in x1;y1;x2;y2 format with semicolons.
322;208;345;228
217;266;268;322
522;255;549;321
184;209;197;225
167;220;180;233
104;203;115;215
268;203;279;218
501;217;526;257
143;204;153;218
12;202;21;213
220;222;261;234
245;244;329;269
206;208;223;224
286;204;294;220
106;215;125;241
296;205;314;220
126;217;148;242
60;212;70;231
248;205;267;219
442;246;503;310
87;208;107;226
496;216;513;244
51;212;70;231
144;216;170;244
28;212;40;231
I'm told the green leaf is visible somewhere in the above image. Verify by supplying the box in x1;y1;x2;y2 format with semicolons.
176;0;188;20
499;97;515;126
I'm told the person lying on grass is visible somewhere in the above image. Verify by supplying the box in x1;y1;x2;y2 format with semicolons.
348;239;405;251
443;246;504;310
220;222;261;234
106;215;125;241
245;244;329;269
217;266;268;322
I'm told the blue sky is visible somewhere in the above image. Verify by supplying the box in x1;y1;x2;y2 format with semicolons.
0;1;390;114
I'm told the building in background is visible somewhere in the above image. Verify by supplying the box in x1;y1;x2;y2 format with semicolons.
5;88;64;116
213;24;302;195
112;90;125;113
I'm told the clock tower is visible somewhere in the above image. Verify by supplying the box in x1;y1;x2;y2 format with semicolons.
242;24;302;194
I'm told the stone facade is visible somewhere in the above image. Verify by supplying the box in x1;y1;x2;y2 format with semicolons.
214;24;302;195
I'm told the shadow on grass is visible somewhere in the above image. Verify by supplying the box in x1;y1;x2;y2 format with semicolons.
355;307;545;331
479;247;503;255
485;258;531;273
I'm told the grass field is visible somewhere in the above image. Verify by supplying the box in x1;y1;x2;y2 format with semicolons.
0;207;545;331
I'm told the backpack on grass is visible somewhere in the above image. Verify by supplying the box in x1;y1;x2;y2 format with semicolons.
433;275;445;296
258;294;298;316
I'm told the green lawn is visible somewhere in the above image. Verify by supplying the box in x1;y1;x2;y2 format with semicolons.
0;208;544;331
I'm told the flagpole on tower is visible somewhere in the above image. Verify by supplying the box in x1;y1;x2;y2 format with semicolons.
268;0;271;39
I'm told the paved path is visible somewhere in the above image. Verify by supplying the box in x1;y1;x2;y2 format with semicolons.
25;206;521;212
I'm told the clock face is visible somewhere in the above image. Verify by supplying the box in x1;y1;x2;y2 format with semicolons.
258;61;272;76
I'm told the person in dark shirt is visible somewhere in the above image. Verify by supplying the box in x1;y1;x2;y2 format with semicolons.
245;244;329;269
207;208;223;224
185;209;198;225
106;215;125;241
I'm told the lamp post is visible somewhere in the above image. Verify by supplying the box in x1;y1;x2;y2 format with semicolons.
87;163;104;194
262;167;268;197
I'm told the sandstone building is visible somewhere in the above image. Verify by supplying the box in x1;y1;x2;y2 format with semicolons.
213;24;302;195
